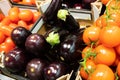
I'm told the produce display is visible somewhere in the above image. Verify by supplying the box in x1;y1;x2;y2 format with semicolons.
1;0;120;80
0;6;41;54
79;0;120;80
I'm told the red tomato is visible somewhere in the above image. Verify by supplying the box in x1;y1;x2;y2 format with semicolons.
99;25;120;47
88;64;115;80
94;44;116;66
82;25;101;46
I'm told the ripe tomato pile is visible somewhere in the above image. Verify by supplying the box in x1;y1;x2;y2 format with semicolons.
79;0;120;80
0;6;41;54
11;0;36;5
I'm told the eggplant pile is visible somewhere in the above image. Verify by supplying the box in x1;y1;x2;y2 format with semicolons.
2;1;86;80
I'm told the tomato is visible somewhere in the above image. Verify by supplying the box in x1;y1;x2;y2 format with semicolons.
82;46;95;60
9;23;18;29
18;20;28;29
108;11;120;27
0;31;6;44
82;25;101;46
107;0;120;12
112;53;120;66
80;60;96;80
18;9;33;22
0;25;12;37
8;7;20;22
117;62;120;77
1;16;11;26
4;37;16;48
115;44;120;56
99;25;120;47
27;23;33;30
11;0;21;3
94;44;116;66
0;43;14;54
0;13;5;21
22;0;35;5
88;64;115;80
101;0;110;5
32;11;41;23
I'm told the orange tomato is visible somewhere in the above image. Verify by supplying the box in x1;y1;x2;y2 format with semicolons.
32;11;41;23
101;0;110;5
107;0;120;12
22;0;35;5
81;46;95;59
11;0;21;3
0;25;12;37
80;60;96;80
115;44;120;56
0;13;5;21
9;23;18;29
0;43;14;54
18;9;33;22
0;31;6;44
117;62;120;77
80;67;89;80
88;64;115;80
8;7;20;15
18;20;28;29
4;37;16;48
82;25;101;46
8;7;20;22
99;25;120;47
94;44;116;66
27;23;33;30
1;16;11;26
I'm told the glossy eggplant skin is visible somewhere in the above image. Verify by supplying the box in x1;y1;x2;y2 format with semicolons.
63;15;80;32
43;62;68;80
11;26;31;48
43;0;62;25
59;33;82;64
26;58;47;80
3;47;27;73
25;33;50;57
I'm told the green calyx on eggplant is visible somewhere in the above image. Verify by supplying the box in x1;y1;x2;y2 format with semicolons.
59;34;82;63
57;9;80;32
43;0;62;25
46;31;60;47
45;27;69;48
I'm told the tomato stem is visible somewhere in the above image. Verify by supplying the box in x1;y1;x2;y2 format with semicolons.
115;71;119;80
80;47;96;74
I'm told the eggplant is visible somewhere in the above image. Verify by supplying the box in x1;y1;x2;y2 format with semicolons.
43;0;62;25
57;9;80;32
25;33;51;57
58;30;84;63
43;62;68;80
44;27;69;61
45;27;69;47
